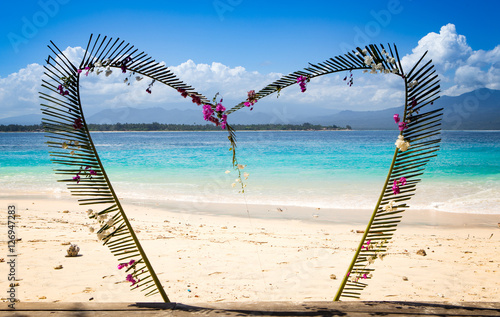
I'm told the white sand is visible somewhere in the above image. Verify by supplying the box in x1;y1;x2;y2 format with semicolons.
0;196;499;303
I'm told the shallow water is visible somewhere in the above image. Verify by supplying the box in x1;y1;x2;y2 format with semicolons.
1;130;499;214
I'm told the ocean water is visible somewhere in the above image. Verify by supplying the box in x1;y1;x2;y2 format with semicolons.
1;131;499;214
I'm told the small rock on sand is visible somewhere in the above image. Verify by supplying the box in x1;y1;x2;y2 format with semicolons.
54;265;63;270
416;249;427;256
402;276;408;281
330;274;336;280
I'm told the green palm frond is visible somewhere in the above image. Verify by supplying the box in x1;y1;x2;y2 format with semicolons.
227;44;442;300
332;47;442;300
40;34;213;302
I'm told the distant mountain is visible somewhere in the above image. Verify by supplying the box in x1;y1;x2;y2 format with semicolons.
302;88;500;130
1;88;499;129
0;114;42;125
85;107;288;125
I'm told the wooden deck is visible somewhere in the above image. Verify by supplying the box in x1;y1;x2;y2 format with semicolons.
2;301;500;316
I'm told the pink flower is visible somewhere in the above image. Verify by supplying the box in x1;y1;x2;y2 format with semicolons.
411;97;417;108
73;174;80;184
392;180;400;195
362;239;371;250
117;263;127;270
215;103;226;112
77;69;82;74
129;259;135;266
57;84;69;96
362;274;368;279
221;114;228;130
297;75;308;92
399;177;407;186
84;66;90;76
202;104;214;121
146;88;151;94
73;118;83;130
191;95;202;105
177;88;189;98
126;274;138;285
398;122;408;131
393;114;400;123
245;90;258;110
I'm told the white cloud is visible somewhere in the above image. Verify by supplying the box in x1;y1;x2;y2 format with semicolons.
401;23;500;96
1;25;499;121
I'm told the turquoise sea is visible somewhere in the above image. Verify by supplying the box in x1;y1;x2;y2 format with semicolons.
1;131;499;214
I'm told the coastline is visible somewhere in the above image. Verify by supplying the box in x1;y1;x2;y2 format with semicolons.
1;194;498;303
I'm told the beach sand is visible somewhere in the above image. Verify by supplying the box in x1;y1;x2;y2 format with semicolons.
0;195;499;304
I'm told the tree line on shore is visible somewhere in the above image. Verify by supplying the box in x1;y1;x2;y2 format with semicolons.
0;122;351;132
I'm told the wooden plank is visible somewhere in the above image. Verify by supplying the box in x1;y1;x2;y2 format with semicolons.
1;301;500;316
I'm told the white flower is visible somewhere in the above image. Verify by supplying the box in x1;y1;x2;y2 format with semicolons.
408;80;418;88
383;200;397;212
387;57;396;64
70;150;75;156
363;70;369;73
362;49;368;55
375;63;384;70
231;183;236;188
73;141;79;146
237;164;246;170
95;61;102;67
243;172;249;179
104;58;111;65
106;218;114;227
395;135;410;151
369;69;377;74
364;55;374;66
89;227;94;233
384;69;390;74
105;66;112;77
235;178;241;183
86;209;93;215
96;69;103;75
62;142;68;149
391;68;399;74
355;52;359;56
97;232;105;240
225;170;231;174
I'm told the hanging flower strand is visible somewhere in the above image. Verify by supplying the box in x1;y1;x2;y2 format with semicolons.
343;70;354;87
120;56;132;73
146;79;155;94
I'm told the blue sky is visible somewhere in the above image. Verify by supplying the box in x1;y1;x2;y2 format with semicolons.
1;0;500;119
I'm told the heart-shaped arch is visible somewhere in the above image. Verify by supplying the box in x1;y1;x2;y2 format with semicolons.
40;34;442;302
